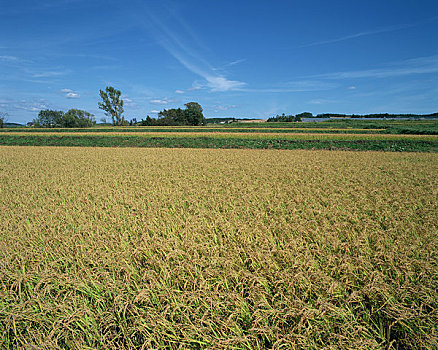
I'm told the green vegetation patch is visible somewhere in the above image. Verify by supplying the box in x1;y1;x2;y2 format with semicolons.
0;134;437;152
2;119;438;134
0;126;389;134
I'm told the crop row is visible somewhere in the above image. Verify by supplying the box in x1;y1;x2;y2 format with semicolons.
0;127;386;134
0;134;437;152
3;131;438;141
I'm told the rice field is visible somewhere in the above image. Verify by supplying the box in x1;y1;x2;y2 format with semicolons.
1;146;437;349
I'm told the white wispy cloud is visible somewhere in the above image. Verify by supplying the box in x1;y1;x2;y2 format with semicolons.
0;55;67;84
213;58;247;72
136;3;346;95
10;99;50;112
225;59;246;67
308;99;338;105
212;104;237;113
0;99;11;110
32;70;70;78
301;17;438;48
66;92;80;98
60;88;80;99
0;55;33;66
150;99;168;105
150;97;174;105
205;76;246;92
143;7;247;92
314;55;438;80
0;55;21;63
187;83;203;91
239;80;338;93
150;110;160;114
123;97;136;107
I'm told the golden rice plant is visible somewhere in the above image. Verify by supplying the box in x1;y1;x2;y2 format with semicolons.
0;146;437;349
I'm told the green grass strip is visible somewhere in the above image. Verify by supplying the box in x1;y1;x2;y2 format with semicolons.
1;135;437;152
0;127;387;134
5;131;438;141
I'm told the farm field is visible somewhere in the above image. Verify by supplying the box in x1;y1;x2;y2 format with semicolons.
3;131;438;141
0;120;438;153
0;127;388;134
1;120;437;152
2;119;438;134
0;126;386;133
1;146;437;349
1;134;436;152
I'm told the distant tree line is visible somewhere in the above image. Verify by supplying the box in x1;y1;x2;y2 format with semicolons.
205;117;236;124
24;84;438;128
316;112;438;118
267;112;309;122
267;111;438;122
97;86;205;126
32;109;95;128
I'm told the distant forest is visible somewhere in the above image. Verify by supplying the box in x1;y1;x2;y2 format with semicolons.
266;112;438;123
314;112;438;118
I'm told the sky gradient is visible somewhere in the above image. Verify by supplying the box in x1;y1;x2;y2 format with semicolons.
1;0;438;124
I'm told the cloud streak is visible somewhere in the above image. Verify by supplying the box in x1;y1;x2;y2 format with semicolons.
150;98;174;105
313;55;438;80
239;80;338;93
143;5;246;92
60;88;80;99
0;55;23;63
140;6;339;95
0;98;50;112
32;70;70;78
301;16;438;48
225;59;247;67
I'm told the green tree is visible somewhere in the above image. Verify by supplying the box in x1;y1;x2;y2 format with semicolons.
98;86;125;126
64;109;95;127
33;109;94;128
296;112;313;119
267;113;299;122
0;111;7;128
184;102;204;125
33;110;64;127
142;102;205;126
158;108;187;125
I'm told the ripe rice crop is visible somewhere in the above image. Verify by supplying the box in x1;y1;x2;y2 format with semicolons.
0;147;437;349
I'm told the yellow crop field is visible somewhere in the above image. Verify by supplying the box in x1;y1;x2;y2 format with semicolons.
1;146;437;349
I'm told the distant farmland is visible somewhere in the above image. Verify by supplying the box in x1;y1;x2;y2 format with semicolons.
1;119;438;152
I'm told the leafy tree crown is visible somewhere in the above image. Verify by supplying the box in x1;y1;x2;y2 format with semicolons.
98;86;125;126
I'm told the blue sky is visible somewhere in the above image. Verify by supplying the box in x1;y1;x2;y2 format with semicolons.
1;0;437;124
